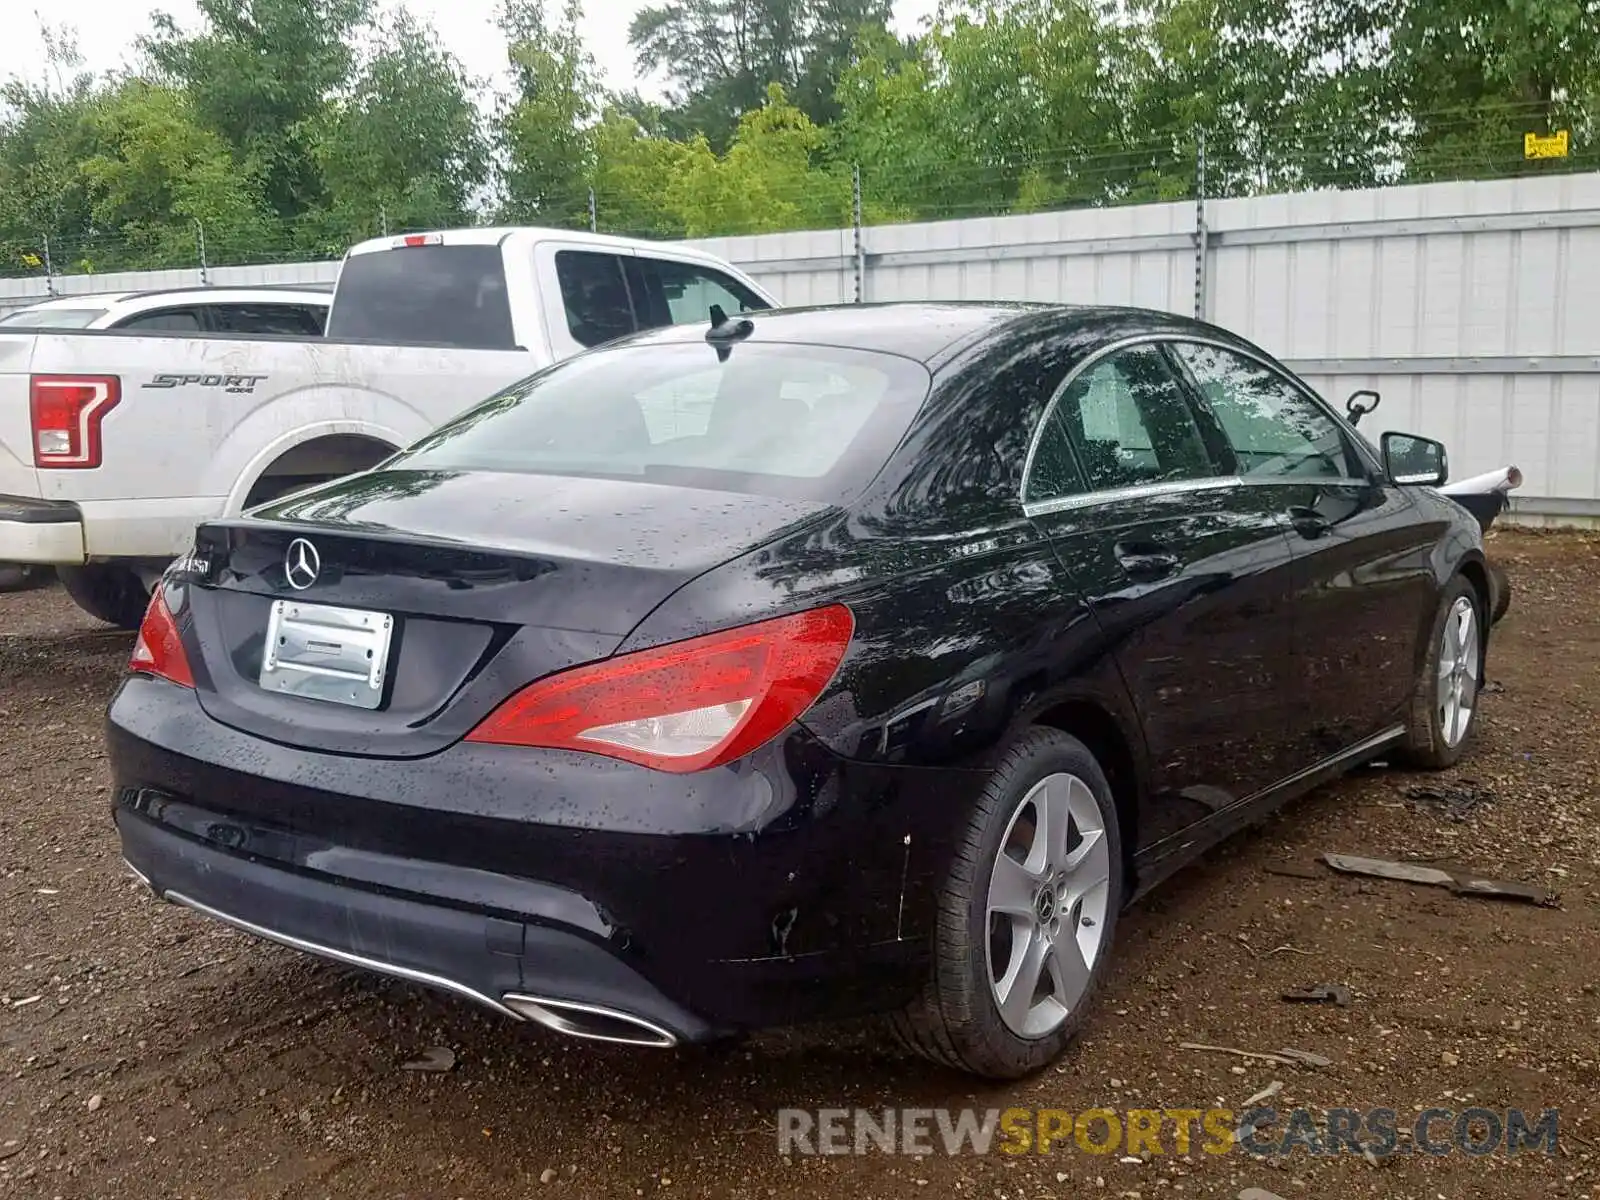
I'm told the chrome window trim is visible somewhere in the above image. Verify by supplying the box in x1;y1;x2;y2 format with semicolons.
1023;474;1242;519
1018;329;1384;514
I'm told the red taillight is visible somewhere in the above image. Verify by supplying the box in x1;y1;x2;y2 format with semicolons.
129;589;194;688
397;233;443;247
30;374;120;469
465;605;854;772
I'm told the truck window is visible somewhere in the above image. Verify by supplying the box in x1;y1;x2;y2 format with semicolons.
116;308;203;332
627;257;769;330
208;303;327;336
554;251;638;348
327;244;516;348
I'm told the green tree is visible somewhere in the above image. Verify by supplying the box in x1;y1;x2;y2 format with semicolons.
142;0;372;222
590;106;706;236
1386;0;1600;179
671;83;852;235
497;0;599;226
0;24;104;272
79;79;276;268
833;2;1135;220
308;10;489;252
629;0;893;148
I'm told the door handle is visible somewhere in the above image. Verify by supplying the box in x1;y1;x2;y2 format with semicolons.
1286;506;1330;538
1114;540;1180;582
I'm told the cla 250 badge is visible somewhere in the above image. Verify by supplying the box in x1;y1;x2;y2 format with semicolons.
143;373;267;394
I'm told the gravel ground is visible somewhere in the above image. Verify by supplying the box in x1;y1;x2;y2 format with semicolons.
2;531;1598;1200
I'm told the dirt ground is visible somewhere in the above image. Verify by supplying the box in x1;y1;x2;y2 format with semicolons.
2;531;1598;1200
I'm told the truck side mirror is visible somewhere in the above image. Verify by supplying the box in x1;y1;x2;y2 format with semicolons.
1345;389;1381;426
1382;431;1448;486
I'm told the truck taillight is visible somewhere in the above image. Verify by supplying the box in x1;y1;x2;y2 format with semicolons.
30;375;121;469
396;233;444;247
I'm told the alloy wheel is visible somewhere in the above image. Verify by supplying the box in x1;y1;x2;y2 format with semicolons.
985;772;1112;1039
1437;595;1479;748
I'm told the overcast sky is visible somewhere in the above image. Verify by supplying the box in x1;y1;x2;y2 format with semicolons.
2;0;940;102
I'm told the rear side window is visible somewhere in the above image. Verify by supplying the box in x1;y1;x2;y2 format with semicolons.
555;251;637;348
388;342;931;504
116;308;202;332
209;303;326;336
328;244;515;348
1050;346;1222;493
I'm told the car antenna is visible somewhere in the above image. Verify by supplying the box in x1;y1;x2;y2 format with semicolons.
705;304;755;361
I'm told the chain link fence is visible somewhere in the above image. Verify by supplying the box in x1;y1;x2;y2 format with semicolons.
1;103;1593;305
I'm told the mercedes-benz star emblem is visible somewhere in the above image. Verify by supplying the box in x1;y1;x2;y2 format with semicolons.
284;538;321;590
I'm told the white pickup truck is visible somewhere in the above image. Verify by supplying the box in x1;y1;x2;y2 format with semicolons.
0;227;774;626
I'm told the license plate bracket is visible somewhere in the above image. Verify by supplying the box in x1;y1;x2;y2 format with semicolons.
259;599;393;710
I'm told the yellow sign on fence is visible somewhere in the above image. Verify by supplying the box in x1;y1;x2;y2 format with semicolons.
1525;130;1570;159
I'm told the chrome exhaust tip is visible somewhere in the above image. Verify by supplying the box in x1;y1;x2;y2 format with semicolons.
502;993;678;1048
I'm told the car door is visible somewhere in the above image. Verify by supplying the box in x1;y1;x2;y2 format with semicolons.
1169;340;1440;762
1023;339;1301;860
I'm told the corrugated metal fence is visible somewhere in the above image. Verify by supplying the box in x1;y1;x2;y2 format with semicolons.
5;172;1597;521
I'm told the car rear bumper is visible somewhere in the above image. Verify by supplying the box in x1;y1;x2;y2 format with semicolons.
0;495;85;564
117;805;707;1045
107;674;987;1037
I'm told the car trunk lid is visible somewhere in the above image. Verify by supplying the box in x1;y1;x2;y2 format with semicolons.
183;468;833;758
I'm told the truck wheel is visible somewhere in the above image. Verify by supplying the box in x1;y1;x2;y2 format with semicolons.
0;563;48;593
889;728;1123;1079
57;564;151;630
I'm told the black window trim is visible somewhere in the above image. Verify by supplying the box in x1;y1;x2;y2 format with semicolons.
1161;335;1382;485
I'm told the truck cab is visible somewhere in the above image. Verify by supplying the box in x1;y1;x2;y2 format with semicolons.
0;228;774;626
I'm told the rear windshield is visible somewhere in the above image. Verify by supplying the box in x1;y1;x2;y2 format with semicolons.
0;307;106;329
326;244;515;348
387;341;932;503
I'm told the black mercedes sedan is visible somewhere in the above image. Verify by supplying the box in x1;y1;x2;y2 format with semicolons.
109;302;1488;1079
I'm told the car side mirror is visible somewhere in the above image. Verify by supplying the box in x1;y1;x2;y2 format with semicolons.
1345;389;1381;426
1382;431;1448;486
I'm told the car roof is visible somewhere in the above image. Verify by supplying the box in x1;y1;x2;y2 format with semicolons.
614;301;1217;367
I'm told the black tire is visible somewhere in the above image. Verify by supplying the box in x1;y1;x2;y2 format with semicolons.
57;564;151;630
1399;574;1484;770
890;727;1124;1079
0;563;47;593
1488;559;1511;623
